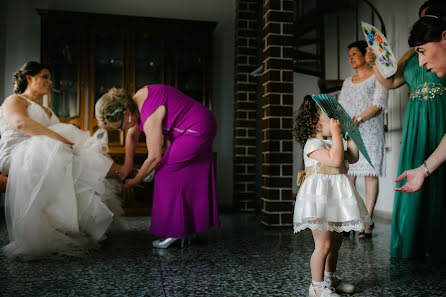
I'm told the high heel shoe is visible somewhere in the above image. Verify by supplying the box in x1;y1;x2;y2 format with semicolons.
152;237;191;249
152;238;179;249
359;223;373;239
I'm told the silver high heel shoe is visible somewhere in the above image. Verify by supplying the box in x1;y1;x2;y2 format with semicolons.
152;237;191;249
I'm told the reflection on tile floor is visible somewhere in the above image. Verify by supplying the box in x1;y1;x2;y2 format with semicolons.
1;213;445;296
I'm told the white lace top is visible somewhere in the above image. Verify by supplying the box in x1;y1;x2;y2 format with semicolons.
338;75;388;176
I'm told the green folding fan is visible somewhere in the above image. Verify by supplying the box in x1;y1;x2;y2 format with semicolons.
311;94;374;168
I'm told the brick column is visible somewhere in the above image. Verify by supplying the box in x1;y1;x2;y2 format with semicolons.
261;0;294;226
234;0;261;211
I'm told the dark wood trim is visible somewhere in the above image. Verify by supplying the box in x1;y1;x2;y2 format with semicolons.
37;9;217;33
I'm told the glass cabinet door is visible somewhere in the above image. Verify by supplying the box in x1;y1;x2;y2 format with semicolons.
44;31;83;129
51;65;79;118
177;36;205;105
134;32;163;91
89;32;125;146
131;33;164;147
93;32;125;104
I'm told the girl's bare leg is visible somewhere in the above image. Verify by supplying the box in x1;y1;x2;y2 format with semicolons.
325;231;343;274
364;175;378;233
311;229;332;282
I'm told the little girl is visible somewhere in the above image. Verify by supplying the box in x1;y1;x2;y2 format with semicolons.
293;95;372;297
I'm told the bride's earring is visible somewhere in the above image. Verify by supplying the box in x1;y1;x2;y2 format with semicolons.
128;114;132;123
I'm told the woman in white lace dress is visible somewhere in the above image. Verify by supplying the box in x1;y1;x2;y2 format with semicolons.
338;41;388;238
0;61;122;258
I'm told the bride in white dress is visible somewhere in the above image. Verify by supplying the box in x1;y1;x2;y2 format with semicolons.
0;61;122;258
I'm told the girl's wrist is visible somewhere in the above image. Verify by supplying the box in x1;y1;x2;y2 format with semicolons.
332;132;343;139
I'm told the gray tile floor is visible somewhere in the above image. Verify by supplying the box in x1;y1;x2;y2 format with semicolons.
0;213;445;297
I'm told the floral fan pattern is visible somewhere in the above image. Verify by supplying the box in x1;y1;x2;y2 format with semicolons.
361;21;397;79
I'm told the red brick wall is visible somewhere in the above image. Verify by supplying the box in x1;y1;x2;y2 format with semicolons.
261;0;294;226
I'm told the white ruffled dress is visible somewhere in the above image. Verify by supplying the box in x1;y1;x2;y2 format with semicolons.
293;138;372;233
0;95;122;258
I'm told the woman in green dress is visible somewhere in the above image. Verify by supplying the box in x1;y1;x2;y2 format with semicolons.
395;14;446;193
365;2;446;258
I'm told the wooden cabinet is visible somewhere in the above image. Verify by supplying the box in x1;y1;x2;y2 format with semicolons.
39;10;216;215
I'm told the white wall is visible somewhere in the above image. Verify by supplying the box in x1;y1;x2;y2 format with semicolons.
293;0;425;218
2;0;235;208
0;0;6;101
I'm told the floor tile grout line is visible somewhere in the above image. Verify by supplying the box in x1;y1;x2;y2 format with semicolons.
156;251;167;297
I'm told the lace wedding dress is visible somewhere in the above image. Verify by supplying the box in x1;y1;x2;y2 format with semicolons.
0;95;122;258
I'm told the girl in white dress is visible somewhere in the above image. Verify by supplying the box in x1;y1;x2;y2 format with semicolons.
0;61;122;259
293;95;372;297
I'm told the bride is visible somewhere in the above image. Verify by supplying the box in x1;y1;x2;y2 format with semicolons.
0;61;122;258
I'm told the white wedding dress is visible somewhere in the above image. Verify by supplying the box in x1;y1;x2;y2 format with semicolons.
0;95;122;258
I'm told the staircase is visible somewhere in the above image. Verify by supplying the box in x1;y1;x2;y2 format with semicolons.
294;0;386;93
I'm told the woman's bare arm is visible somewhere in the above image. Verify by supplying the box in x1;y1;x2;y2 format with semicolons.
123;105;165;187
3;95;73;146
119;124;140;180
352;105;382;125
344;138;359;164
365;48;413;89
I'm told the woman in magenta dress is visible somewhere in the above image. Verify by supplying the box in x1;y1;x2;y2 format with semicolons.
95;85;219;248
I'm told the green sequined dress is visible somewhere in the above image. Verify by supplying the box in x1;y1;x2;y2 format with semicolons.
391;54;446;258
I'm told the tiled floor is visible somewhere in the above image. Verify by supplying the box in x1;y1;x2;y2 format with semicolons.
0;213;445;297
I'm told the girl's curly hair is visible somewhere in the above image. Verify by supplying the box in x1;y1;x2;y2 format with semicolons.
293;95;320;147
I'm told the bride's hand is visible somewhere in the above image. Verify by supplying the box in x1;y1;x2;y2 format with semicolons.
60;136;74;148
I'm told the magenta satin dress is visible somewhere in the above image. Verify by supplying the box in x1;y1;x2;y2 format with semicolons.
139;85;219;238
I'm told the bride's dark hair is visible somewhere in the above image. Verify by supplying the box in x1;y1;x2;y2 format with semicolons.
13;61;49;94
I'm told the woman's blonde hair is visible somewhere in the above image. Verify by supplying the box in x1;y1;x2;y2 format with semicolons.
95;87;138;127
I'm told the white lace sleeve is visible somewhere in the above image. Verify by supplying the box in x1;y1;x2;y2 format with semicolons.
372;78;388;113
